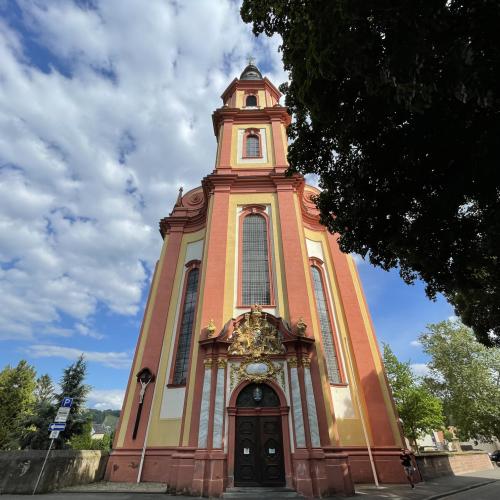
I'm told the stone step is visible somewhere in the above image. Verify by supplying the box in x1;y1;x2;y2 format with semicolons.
222;487;304;499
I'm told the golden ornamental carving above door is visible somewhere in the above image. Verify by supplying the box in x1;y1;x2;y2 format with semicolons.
228;305;285;358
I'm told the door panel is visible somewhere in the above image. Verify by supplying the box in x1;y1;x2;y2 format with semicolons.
235;416;259;486
259;416;285;486
234;415;285;486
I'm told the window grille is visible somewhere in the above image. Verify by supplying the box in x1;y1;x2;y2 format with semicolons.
245;135;260;157
245;95;257;107
311;266;341;384
242;214;271;305
172;267;200;385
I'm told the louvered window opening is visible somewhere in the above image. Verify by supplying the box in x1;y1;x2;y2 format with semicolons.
173;268;200;385
246;135;260;157
242;214;271;305
246;95;257;106
311;266;341;384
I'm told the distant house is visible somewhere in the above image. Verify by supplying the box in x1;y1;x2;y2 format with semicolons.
91;424;106;440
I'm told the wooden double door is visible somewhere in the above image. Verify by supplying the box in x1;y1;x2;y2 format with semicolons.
234;415;285;486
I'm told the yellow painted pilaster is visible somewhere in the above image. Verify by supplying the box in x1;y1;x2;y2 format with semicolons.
116;236;169;447
147;229;206;446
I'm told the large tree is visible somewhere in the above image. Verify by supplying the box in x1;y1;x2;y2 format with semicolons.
241;0;500;346
56;355;91;447
0;360;37;449
21;374;56;449
419;320;500;441
382;344;444;449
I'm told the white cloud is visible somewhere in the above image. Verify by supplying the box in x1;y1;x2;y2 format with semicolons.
87;389;125;410
410;339;421;347
411;363;430;377
75;323;105;340
0;1;287;341
25;344;132;369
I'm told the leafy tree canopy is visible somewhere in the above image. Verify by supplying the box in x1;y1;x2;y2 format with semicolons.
22;374;56;450
0;360;37;449
241;0;500;346
419;320;500;441
382;344;444;449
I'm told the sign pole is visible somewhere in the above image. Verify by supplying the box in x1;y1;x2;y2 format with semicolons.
33;396;73;495
32;438;54;495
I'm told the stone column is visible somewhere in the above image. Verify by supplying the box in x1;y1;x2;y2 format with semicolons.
288;357;306;448
302;358;321;448
197;358;213;448
212;359;227;449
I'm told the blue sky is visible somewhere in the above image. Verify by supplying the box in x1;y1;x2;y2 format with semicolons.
0;0;453;410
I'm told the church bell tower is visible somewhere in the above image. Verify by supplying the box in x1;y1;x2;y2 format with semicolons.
106;63;406;497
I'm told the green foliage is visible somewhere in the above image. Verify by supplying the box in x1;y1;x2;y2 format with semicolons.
56;354;91;447
35;374;55;405
69;420;112;451
0;360;37;450
443;429;454;442
419;320;500;441
21;374;56;449
241;0;500;346
86;408;120;426
382;344;444;449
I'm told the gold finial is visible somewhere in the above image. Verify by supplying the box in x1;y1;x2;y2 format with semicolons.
296;317;307;337
207;319;216;337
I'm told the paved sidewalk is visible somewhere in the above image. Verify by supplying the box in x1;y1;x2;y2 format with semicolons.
351;467;500;499
1;467;498;499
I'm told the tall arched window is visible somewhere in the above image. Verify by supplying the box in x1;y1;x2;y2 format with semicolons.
241;212;272;305
245;134;260;157
245;94;257;107
311;265;342;384
172;265;200;385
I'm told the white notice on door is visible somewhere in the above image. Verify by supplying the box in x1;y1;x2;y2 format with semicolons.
243;448;250;455
269;448;275;454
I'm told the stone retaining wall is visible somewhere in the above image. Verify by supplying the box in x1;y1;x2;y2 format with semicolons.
0;450;109;494
416;451;493;479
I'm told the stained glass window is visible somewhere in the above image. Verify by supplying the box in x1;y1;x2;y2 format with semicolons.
172;267;200;385
311;266;341;384
242;214;271;305
245;135;260;157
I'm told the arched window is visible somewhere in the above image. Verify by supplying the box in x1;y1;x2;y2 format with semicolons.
311;265;342;384
172;265;200;385
245;134;260;158
245;94;257;107
241;212;271;305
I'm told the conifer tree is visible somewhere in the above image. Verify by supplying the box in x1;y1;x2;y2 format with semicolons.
56;355;91;447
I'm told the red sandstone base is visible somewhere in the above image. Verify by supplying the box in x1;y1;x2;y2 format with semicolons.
105;446;414;498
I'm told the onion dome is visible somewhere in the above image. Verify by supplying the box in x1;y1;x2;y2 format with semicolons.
240;63;263;80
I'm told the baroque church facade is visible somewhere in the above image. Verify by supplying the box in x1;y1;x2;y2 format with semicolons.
106;64;406;497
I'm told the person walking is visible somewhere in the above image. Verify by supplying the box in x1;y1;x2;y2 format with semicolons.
400;448;415;488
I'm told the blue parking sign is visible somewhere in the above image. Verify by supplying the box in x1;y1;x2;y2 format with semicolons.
62;397;73;408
